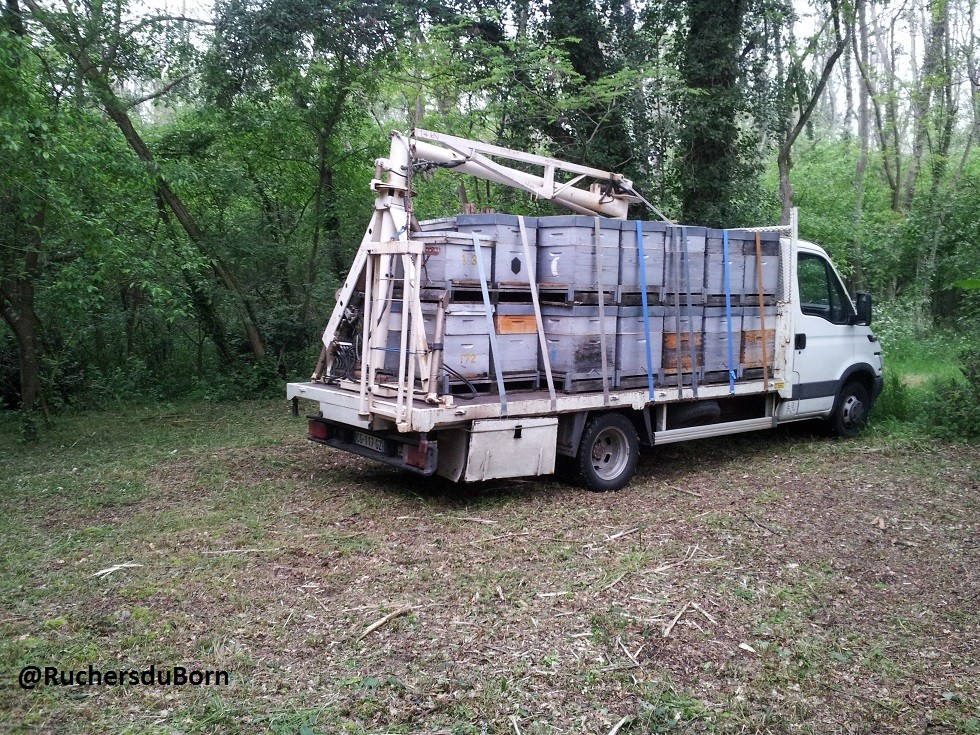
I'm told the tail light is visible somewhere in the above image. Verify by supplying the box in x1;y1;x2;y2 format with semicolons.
308;419;333;441
404;437;429;469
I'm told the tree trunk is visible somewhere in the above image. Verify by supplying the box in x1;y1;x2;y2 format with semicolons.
0;208;45;440
153;195;236;365
301;132;328;326
0;295;42;435
778;149;794;226
100;104;266;358
869;7;904;210
324;167;347;282
917;127;972;329
903;0;949;211
842;13;855;148
678;0;747;226
851;0;870;291
777;0;847;225
2;0;25;34
913;0;955;329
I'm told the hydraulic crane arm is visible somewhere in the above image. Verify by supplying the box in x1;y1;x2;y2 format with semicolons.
409;128;638;219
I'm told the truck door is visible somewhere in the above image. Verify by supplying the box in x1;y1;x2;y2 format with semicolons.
792;251;857;417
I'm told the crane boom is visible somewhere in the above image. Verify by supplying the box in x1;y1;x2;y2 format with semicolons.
410;128;638;219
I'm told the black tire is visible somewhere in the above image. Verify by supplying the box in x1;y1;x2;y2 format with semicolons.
576;412;640;492
667;400;721;429
830;381;870;438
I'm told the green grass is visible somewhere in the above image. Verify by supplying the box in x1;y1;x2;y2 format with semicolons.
0;400;293;470
882;333;965;385
867;321;978;441
0;400;301;730
1;399;977;733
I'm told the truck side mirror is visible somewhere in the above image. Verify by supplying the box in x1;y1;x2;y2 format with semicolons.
853;292;872;325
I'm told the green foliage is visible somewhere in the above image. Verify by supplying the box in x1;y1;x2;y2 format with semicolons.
920;346;980;442
872;372;913;424
192;358;283;402
849;289;980;442
868;299;977;441
784;142;902;281
638;682;714;732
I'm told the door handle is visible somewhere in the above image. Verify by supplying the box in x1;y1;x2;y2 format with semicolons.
795;333;807;350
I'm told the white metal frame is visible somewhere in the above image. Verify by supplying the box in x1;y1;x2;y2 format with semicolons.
740;207;799;397
313;129;644;431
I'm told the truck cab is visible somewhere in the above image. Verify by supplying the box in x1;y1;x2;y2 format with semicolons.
779;239;883;436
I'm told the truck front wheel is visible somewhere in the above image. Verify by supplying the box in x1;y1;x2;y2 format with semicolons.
830;381;870;438
576;413;639;492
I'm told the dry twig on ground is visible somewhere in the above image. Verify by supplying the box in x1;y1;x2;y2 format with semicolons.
357;606;413;642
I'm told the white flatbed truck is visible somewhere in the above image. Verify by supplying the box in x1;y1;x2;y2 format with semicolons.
287;130;883;491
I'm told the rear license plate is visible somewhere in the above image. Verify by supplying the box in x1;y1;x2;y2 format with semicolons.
354;432;386;453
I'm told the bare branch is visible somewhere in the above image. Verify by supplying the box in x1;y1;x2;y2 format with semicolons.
123;13;216;36
125;72;191;108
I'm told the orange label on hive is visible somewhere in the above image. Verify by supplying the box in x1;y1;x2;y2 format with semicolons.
494;315;537;334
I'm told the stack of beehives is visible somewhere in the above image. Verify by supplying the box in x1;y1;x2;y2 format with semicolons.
385;214;778;394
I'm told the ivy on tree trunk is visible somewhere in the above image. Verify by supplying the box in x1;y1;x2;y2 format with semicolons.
678;0;747;227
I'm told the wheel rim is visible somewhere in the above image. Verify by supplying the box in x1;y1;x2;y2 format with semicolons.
590;426;631;481
841;394;865;428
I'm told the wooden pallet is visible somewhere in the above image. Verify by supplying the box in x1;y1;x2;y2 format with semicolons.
537;286;620;306
419;284;540;306
614;372;658;390
655;372;705;388
617;290;666;307
703;293;776;307
701;370;738;385
435;372;542;396
662;289;706;305
541;372;614;394
739;367;775;381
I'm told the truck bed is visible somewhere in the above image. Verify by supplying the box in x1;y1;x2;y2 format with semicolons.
287;376;786;434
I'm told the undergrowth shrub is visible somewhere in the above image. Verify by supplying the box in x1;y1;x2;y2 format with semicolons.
872;372;913;423
192;358;282;401
873;297;918;349
920;345;980;441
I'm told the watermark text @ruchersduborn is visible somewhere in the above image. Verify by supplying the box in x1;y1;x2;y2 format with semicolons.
19;664;230;690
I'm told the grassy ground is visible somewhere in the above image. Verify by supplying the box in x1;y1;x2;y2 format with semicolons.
1;401;977;734
883;333;965;387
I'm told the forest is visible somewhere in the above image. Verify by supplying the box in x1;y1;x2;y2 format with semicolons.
1;0;978;440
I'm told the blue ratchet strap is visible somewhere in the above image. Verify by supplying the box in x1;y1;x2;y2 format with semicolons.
472;234;507;416
636;220;655;401
681;228;699;398
723;230;736;395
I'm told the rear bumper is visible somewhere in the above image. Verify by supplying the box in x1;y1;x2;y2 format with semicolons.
306;416;439;476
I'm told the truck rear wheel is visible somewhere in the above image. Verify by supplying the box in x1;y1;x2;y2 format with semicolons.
830;381;870;438
577;413;639;492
